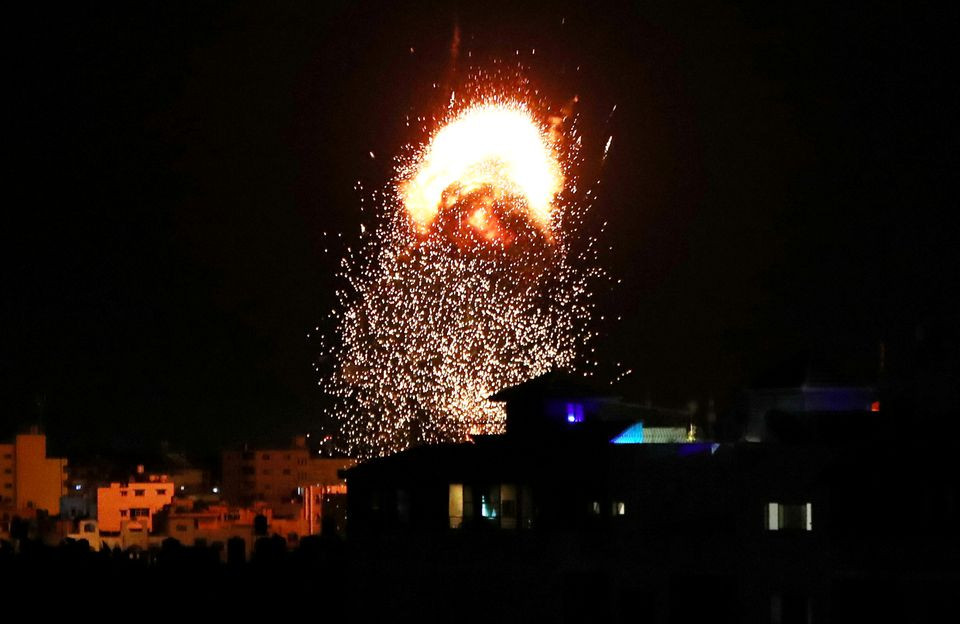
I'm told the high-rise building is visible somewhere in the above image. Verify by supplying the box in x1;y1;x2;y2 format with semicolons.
0;430;68;515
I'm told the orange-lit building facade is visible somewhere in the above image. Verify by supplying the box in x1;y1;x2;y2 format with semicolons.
222;437;355;509
0;432;68;516
222;441;310;508
97;477;175;533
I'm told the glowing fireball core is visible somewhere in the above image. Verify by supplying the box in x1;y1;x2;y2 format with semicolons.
401;104;564;234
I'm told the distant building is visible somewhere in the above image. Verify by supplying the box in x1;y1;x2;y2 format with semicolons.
222;436;355;520
342;372;956;622
346;373;708;533
160;500;309;559
222;437;311;508
742;356;880;442
97;477;175;533
0;430;68;516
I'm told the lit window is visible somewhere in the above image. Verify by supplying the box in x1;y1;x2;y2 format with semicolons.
766;503;813;531
448;484;466;528
870;401;880;412
481;488;500;519
613;501;626;516
591;501;600;515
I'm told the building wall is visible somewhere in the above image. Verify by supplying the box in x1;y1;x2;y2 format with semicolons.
7;434;68;515
97;481;175;532
0;443;14;506
222;444;315;506
305;457;356;486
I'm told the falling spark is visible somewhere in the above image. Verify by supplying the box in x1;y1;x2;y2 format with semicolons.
318;72;603;459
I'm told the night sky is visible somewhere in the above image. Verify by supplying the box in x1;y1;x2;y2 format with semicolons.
4;1;956;454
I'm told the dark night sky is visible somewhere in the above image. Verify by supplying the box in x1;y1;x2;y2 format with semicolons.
3;1;956;454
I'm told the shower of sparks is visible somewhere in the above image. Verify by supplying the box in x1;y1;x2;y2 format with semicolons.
318;74;604;459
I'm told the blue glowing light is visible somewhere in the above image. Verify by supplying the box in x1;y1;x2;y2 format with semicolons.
611;422;644;444
566;402;584;423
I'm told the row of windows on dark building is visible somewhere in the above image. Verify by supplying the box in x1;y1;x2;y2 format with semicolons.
361;482;813;533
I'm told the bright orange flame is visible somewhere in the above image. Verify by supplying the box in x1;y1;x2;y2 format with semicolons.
401;103;564;235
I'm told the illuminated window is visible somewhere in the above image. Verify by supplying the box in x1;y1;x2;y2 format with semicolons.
448;483;464;528
591;501;600;515
481;494;496;518
613;501;626;516
565;402;585;423
766;503;812;531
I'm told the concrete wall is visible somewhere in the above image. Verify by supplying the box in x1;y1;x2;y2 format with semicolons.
13;434;67;515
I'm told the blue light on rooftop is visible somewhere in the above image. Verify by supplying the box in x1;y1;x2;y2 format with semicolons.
611;422;644;444
566;402;584;423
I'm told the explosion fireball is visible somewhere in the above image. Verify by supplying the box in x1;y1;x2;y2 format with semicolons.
401;104;563;235
318;84;600;459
